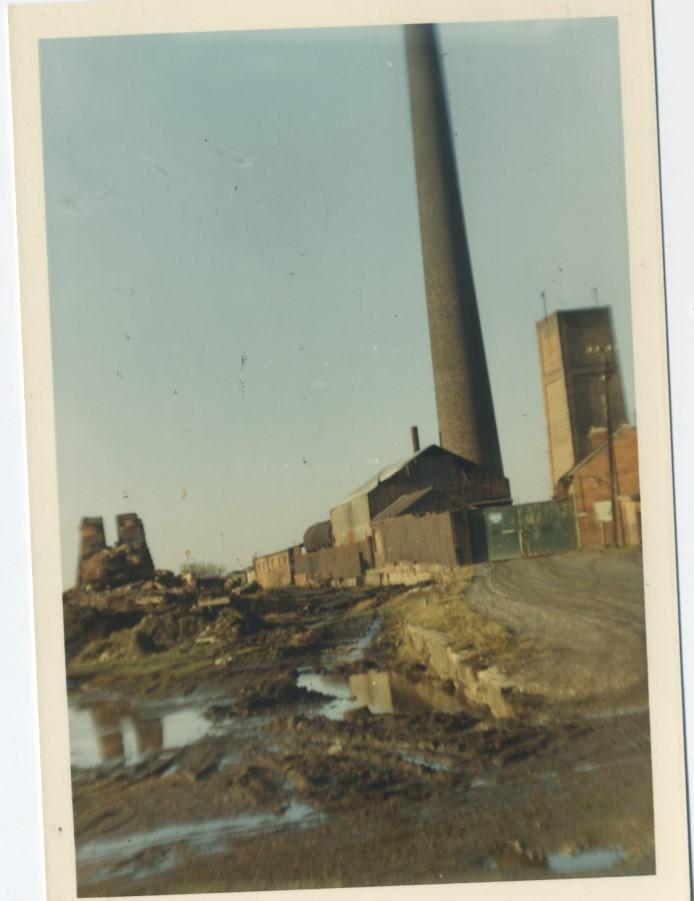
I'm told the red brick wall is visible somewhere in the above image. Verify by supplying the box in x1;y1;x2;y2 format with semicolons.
564;427;640;549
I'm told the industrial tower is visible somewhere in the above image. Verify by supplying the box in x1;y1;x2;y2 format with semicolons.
405;24;504;476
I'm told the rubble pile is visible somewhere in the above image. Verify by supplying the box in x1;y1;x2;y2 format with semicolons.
77;514;155;590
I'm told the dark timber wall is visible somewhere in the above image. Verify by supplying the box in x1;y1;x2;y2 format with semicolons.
295;540;374;584
331;448;510;548
373;510;471;567
368;455;509;521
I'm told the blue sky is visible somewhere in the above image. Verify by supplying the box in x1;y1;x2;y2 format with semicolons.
39;18;634;584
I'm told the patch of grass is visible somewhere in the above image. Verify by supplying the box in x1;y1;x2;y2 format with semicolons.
381;569;511;659
67;644;216;681
345;602;380;621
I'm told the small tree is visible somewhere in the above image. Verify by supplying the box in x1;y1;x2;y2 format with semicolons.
179;561;227;579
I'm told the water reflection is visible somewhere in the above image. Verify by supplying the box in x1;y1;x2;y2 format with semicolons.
547;847;625;875
77;801;325;888
297;668;464;720
400;751;453;772
483;845;625;877
69;698;217;769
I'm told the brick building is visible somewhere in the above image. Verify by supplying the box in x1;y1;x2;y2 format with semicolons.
254;546;301;589
556;424;640;549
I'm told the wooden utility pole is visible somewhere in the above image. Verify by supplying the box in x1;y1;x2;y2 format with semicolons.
601;345;622;547
585;340;622;547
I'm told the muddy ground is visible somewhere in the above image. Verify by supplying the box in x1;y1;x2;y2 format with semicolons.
65;549;654;895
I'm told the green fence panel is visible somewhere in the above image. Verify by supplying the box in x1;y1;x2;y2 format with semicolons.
482;500;576;562
484;505;522;561
517;500;575;557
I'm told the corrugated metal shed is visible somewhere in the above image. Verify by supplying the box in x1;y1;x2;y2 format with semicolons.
330;493;371;546
330;444;509;547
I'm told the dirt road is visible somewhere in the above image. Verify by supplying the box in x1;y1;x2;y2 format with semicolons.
65;549;654;894
461;549;649;715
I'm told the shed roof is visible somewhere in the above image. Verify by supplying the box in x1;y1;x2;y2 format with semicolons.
337;444;482;507
373;486;468;523
558;424;635;482
370;487;436;522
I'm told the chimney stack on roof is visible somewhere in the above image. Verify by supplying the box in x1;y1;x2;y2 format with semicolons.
411;425;421;453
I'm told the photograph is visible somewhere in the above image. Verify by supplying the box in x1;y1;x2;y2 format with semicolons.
8;0;691;898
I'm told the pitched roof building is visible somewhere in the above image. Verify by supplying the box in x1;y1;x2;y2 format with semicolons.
556;424;640;548
329;444;510;547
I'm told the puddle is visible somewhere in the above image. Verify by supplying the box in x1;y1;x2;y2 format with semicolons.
574;754;644;775
583;705;649;722
400;752;453;773
470;776;495;789
82;845;178;888
297;672;360;720
547;847;625;875
69;697;225;769
297;669;465;720
338;617;382;662
218;751;243;770
77;800;325;887
482;845;625;877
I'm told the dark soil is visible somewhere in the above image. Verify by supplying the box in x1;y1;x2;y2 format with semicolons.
65;551;655;895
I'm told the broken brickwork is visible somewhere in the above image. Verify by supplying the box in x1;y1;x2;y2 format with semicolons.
77;513;155;589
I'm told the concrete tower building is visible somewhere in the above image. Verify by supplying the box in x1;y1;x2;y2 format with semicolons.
405;24;503;475
537;307;627;489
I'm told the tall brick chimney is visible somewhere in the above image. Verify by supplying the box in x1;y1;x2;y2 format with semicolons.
77;517;106;586
405;24;503;475
116;512;148;550
116;512;154;574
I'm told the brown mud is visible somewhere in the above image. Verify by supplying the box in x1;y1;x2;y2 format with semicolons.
65;549;654;895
